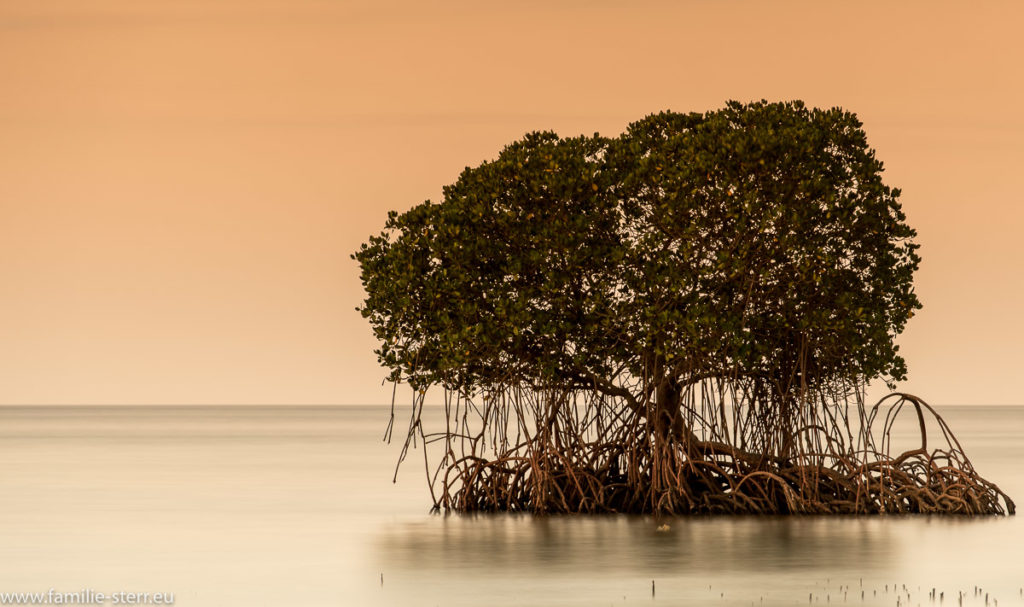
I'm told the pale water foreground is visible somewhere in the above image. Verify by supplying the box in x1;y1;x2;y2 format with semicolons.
0;405;1021;606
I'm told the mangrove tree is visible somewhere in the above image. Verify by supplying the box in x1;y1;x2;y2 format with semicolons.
354;100;1013;515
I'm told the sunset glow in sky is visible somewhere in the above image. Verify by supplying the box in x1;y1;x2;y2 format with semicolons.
2;1;1022;404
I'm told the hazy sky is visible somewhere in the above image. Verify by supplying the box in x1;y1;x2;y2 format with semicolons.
2;1;1022;405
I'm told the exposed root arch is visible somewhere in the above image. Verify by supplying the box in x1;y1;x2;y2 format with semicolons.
393;385;1013;516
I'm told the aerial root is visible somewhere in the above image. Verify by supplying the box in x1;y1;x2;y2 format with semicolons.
413;391;1013;516
439;444;1013;515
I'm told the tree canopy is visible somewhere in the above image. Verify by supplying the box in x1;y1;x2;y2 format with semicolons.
354;100;921;404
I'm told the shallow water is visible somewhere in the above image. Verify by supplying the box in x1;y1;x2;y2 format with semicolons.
0;405;1021;606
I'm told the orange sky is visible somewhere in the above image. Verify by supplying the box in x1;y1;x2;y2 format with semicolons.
2;1;1022;405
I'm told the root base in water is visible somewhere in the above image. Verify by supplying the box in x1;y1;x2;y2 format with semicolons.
396;390;1014;517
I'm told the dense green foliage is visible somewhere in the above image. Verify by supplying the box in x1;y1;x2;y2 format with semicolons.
354;100;921;400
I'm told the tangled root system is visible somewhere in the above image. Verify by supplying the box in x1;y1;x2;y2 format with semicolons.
389;384;1013;516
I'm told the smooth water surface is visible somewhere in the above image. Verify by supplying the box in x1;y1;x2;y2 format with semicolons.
0;405;1021;606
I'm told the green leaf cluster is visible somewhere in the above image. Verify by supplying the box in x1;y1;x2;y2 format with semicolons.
353;100;921;397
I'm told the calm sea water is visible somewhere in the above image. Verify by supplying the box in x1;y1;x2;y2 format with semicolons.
0;405;1021;606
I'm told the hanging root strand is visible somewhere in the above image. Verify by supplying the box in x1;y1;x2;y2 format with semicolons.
401;387;1013;516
